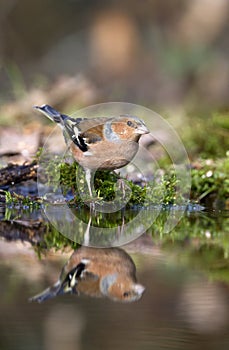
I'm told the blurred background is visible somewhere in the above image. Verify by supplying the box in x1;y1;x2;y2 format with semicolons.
0;0;229;113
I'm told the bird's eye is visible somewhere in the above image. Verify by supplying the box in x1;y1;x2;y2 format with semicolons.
123;291;131;298
127;120;134;127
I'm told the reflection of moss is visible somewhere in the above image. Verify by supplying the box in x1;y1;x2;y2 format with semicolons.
35;225;79;257
2;203;228;283
151;210;229;283
37;208;229;256
38;208;229;283
173;244;229;283
4;191;41;208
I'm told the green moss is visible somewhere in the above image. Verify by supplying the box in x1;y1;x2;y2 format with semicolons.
4;190;41;208
4;148;228;209
181;111;229;159
190;156;229;203
59;162;188;207
58;159;228;207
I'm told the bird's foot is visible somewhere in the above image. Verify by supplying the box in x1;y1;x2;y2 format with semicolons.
83;196;103;212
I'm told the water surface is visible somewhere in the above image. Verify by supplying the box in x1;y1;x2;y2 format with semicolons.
0;206;228;350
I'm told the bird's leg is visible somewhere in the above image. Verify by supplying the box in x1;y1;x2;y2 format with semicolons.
116;209;125;239
112;170;121;179
116;178;131;200
83;215;92;246
85;169;96;211
85;168;93;198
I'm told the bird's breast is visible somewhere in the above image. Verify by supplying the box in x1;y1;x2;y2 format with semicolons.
70;140;139;170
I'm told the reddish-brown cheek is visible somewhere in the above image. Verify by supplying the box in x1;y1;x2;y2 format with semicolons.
108;284;124;299
112;123;134;140
108;279;134;299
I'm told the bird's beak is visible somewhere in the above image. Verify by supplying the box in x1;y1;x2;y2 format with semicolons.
135;125;150;135
134;284;145;296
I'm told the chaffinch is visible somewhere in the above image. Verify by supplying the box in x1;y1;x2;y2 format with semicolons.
34;104;149;197
30;247;145;303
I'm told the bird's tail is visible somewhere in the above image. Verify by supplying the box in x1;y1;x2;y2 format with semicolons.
29;263;86;303
33;104;88;151
29;280;79;303
33;104;67;124
29;281;63;303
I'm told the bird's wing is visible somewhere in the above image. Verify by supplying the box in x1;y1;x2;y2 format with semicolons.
60;262;87;288
35;105;115;150
64;117;109;150
29;262;87;303
63;117;88;152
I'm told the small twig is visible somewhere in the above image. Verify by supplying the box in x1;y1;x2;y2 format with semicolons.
0;161;38;187
0;151;21;158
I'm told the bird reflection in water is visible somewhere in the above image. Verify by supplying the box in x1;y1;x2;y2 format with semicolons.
30;246;145;303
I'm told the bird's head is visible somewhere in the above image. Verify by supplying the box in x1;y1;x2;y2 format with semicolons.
100;273;145;302
109;115;149;142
